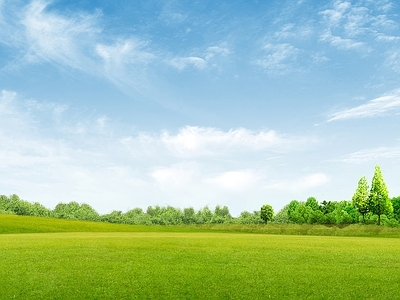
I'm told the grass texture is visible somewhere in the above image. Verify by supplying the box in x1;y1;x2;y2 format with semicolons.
1;214;400;299
1;234;400;299
2;214;400;237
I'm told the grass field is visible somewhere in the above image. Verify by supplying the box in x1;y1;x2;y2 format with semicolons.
1;214;400;299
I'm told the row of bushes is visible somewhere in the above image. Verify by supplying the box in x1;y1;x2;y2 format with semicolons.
274;197;400;227
2;194;400;226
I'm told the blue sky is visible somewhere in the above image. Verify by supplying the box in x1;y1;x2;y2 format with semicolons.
1;0;400;215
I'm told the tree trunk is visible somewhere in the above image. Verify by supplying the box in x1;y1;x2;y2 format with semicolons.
377;214;381;226
362;214;365;223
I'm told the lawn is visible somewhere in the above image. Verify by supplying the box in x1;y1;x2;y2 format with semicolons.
1;230;399;299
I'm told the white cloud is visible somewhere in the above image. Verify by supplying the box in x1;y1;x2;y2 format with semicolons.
169;56;207;70
269;173;330;192
320;31;367;51
96;39;155;88
318;0;398;52
160;126;310;157
274;23;313;40
168;44;230;71
385;50;400;73
319;1;351;28
21;0;100;69
256;43;300;74
327;89;400;121
151;163;197;187
335;146;400;163
0;0;156;96
375;33;400;42
204;170;260;191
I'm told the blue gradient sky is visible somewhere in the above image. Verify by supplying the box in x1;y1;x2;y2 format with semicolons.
1;0;399;215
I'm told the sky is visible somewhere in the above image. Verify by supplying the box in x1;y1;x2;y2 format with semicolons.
0;0;400;216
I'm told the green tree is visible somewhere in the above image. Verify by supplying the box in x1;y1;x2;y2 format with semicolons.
0;195;11;212
101;210;126;223
305;197;319;211
196;206;213;224
273;204;290;223
352;176;369;223
320;200;337;215
124;208;151;225
236;211;264;224
287;200;300;222
368;165;393;225
260;204;274;223
391;197;400;221
211;205;232;224
334;201;358;225
182;207;196;224
290;203;311;224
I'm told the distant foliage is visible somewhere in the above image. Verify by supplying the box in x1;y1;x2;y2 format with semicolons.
53;202;100;221
260;204;274;223
0;165;398;227
392;197;400;222
0;194;51;217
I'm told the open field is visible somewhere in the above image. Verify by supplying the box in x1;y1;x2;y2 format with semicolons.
1;232;400;299
1;215;400;299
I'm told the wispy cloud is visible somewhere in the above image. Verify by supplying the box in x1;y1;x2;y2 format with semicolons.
0;0;156;96
274;23;313;40
385;49;400;74
320;30;367;51
255;43;300;74
335;146;400;163
318;0;398;51
168;45;230;71
169;56;207;70
95;39;155;89
327;89;400;121
20;0;100;69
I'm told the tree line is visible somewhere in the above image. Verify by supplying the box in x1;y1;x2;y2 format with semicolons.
0;195;262;225
0;165;399;226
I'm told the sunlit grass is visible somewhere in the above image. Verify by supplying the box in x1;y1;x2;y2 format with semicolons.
1;215;400;299
1;232;399;299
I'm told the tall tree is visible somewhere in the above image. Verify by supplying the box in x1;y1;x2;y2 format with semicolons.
352;176;369;223
260;204;274;224
368;165;393;225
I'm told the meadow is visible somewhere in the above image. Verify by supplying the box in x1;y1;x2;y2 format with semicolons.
1;215;400;299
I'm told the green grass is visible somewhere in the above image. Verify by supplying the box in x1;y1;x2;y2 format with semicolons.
1;214;400;299
0;214;206;234
2;214;400;237
1;232;400;299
